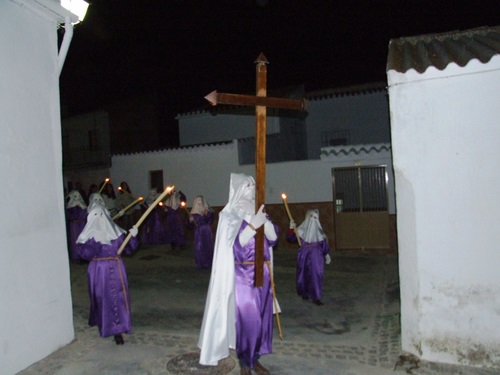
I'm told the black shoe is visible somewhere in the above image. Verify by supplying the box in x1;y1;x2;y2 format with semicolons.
114;334;124;345
313;299;324;306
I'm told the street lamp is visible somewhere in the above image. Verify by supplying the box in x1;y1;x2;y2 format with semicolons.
60;0;89;24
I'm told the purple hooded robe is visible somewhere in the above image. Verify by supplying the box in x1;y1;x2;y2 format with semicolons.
77;205;140;338
198;173;278;369
188;210;214;269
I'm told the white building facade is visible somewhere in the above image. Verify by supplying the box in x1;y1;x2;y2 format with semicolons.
0;1;83;373
387;26;500;368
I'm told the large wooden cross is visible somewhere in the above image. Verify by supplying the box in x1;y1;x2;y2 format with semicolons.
205;53;307;286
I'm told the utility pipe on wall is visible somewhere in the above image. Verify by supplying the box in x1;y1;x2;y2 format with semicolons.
58;17;73;76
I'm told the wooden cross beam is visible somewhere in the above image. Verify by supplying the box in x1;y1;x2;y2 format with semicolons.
205;53;307;286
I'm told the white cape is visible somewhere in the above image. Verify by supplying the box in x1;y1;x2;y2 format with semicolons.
197;210;240;365
198;173;254;366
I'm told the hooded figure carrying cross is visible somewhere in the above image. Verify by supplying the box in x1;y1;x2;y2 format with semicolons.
198;54;306;373
198;173;279;374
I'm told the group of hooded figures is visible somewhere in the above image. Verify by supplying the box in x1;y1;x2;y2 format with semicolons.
140;188;216;269
67;187;215;269
65;173;331;374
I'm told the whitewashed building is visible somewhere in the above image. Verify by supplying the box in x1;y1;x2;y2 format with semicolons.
111;83;396;252
387;25;500;368
176;82;390;160
0;1;86;374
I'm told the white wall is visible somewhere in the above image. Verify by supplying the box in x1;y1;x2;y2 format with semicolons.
112;142;241;205
111;140;394;210
0;2;74;374
111;141;335;206
388;57;500;368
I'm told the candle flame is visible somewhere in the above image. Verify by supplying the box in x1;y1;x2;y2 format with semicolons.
166;186;174;193
138;197;143;201
118;186;122;190
159;202;164;206
181;202;186;207
98;178;110;194
281;193;287;200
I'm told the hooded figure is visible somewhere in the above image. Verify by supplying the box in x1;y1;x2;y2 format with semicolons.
287;209;331;305
198;173;278;375
87;192;107;213
164;190;186;248
140;189;167;244
66;190;87;263
115;181;137;230
188;195;214;269
145;188;159;205
76;205;139;345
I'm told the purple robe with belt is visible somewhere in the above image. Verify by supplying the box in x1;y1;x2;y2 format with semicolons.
188;211;214;269
77;234;139;337
291;233;330;301
66;206;87;261
165;206;186;247
233;221;277;367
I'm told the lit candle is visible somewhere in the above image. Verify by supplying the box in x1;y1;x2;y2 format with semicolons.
118;186;133;197
180;201;191;215
281;193;301;246
281;193;293;219
98;178;110;194
118;186;174;255
181;201;197;227
112;197;143;220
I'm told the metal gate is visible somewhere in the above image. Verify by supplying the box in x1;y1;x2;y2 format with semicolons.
333;166;390;250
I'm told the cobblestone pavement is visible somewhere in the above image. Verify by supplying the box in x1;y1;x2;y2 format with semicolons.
17;244;499;375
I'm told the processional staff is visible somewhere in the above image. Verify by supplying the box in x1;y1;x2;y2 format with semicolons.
112;197;143;221
281;193;301;246
117;186;174;255
98;178;110;194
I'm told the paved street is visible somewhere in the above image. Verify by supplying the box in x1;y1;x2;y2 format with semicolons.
17;243;498;375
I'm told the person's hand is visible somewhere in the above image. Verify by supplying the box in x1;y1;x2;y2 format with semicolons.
189;215;194;222
249;204;267;230
129;225;138;237
289;220;296;229
119;209;125;217
325;254;331;265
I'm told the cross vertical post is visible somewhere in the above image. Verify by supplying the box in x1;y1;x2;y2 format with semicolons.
254;54;268;286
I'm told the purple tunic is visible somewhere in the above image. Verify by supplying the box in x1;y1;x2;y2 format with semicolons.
297;240;329;301
140;205;167;245
165;206;186;247
77;234;139;337
66;206;87;261
188;211;214;269
233;221;277;368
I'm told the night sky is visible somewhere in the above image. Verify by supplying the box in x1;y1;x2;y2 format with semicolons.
59;0;500;144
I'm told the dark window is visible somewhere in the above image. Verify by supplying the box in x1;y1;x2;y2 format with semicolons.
321;130;350;147
149;170;163;192
334;166;388;212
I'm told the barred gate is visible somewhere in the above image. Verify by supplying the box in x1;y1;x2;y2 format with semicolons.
332;166;390;250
